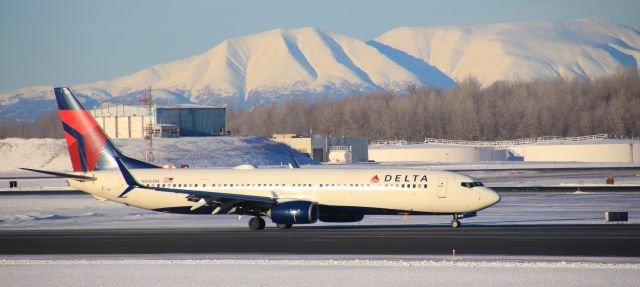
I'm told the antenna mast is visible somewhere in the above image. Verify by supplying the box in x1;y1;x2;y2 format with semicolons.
140;86;154;163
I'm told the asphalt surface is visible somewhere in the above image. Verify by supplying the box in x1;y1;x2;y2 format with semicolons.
1;224;639;256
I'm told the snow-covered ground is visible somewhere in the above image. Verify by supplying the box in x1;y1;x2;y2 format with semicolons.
1;256;638;287
0;191;637;230
0;137;317;173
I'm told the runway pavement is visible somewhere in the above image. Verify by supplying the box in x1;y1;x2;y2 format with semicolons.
1;224;639;256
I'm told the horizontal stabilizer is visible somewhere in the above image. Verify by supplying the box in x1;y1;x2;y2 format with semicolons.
20;168;96;181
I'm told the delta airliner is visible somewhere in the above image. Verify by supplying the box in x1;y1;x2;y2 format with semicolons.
24;87;500;230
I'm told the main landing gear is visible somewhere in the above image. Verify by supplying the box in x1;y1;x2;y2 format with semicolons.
248;217;293;230
248;216;266;230
451;214;461;228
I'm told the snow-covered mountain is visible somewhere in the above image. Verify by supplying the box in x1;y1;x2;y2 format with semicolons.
1;18;638;119
374;18;639;84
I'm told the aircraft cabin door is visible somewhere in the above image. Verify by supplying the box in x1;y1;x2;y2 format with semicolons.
437;177;447;198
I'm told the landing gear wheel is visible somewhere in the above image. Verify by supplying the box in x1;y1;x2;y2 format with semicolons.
451;220;461;228
451;214;461;228
276;223;292;230
248;217;266;230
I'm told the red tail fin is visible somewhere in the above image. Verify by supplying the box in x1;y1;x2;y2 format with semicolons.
54;87;158;171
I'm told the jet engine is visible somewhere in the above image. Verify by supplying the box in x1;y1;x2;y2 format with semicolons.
270;201;319;224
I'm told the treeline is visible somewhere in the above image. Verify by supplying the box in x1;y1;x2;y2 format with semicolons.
228;69;640;141
0;110;63;138
2;69;639;140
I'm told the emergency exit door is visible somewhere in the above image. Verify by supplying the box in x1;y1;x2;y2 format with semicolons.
437;177;447;198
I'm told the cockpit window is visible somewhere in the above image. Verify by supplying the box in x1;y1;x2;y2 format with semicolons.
461;181;484;188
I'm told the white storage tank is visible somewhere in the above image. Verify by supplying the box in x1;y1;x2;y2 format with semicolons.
369;144;507;162
328;146;353;163
521;142;639;163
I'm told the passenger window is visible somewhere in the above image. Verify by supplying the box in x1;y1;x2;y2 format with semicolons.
423;184;428;188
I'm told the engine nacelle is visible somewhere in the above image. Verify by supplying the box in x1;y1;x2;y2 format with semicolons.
319;212;364;223
270;201;319;224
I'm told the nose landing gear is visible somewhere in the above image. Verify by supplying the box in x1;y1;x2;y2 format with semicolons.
451;214;461;228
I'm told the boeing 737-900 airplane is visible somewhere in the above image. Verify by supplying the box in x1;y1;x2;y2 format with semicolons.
24;87;500;230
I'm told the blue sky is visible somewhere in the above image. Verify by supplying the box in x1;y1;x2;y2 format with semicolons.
1;0;638;93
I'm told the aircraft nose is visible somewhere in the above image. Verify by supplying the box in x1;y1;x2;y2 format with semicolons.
482;188;501;208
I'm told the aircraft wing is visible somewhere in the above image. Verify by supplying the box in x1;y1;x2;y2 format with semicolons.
112;156;275;204
152;187;275;204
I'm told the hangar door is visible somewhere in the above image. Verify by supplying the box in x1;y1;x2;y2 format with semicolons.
437;177;447;198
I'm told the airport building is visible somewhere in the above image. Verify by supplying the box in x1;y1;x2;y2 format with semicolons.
155;105;226;137
272;134;368;163
369;134;640;163
90;104;226;138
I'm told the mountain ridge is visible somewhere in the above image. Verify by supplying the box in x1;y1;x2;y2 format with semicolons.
1;18;638;119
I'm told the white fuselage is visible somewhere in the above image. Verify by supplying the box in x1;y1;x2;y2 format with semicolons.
69;167;500;215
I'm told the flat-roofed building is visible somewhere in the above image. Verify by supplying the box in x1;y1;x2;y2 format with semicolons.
90;104;226;138
272;134;368;163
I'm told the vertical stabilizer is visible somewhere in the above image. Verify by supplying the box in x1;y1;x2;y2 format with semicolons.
54;87;158;171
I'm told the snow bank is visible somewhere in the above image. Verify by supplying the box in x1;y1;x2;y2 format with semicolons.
1;257;638;287
0;137;317;172
2;258;638;269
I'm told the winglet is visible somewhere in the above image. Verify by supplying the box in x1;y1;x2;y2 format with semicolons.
114;156;146;198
